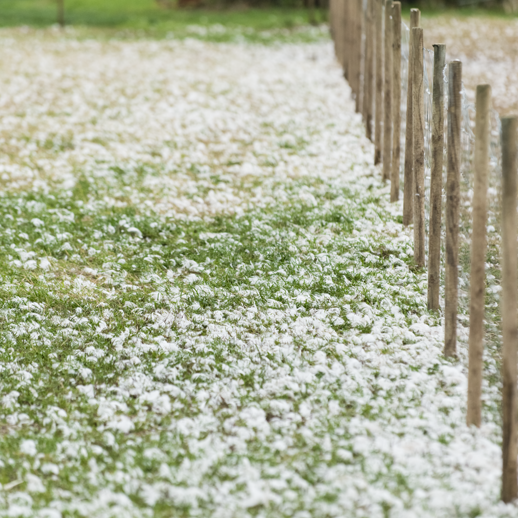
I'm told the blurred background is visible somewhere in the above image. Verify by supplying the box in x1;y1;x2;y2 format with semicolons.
0;0;516;30
1;0;517;113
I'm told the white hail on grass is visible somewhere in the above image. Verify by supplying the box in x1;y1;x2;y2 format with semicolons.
0;28;512;518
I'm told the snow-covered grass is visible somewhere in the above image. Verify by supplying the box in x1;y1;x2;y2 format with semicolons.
423;14;518;115
0;28;514;517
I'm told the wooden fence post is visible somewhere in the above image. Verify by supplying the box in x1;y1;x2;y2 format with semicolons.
501;115;518;503
374;0;383;164
355;0;360;96
355;0;363;113
382;0;393;181
348;0;356;88
336;0;346;70
344;0;350;79
466;85;491;428
403;9;420;226
390;1;401;202
363;0;374;140
444;60;462;358
412;27;425;267
427;43;446;310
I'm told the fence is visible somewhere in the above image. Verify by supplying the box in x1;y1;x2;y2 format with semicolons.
329;0;518;503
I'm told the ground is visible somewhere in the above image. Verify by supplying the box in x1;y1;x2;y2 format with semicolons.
0;10;515;518
423;14;518;114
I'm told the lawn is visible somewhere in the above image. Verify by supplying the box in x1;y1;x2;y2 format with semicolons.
0;4;516;518
0;28;512;517
0;0;328;40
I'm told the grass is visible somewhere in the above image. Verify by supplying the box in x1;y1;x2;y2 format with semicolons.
0;30;467;515
0;12;513;517
416;4;518;18
0;182;438;515
0;0;329;41
0;0;515;27
0;0;514;42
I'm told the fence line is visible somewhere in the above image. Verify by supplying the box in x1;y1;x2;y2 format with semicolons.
402;9;419;225
501;116;518;503
390;1;401;202
466;84;491;428
445;60;462;358
427;43;445;311
374;0;383;163
329;0;517;502
412;27;426;267
382;0;393;182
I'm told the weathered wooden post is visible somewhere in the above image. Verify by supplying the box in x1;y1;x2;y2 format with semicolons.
427;44;446;310
331;0;341;66
382;0;393;181
403;9;420;226
444;60;462;358
349;0;361;103
363;0;374;140
347;0;356;86
466;85;491;428
354;0;363;113
501;115;518;503
374;0;383;164
412;27;425;267
343;0;350;79
390;2;401;202
336;0;346;68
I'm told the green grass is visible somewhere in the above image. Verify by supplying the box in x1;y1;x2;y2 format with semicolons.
0;181;433;515
0;0;513;31
417;4;516;18
0;26;508;514
0;0;513;44
0;0;326;34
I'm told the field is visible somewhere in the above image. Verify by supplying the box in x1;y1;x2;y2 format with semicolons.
0;5;517;518
0;1;327;41
423;14;518;114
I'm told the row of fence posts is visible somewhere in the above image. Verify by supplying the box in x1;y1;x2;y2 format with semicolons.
329;0;518;503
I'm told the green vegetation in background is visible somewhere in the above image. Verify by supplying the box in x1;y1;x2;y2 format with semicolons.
0;0;514;42
0;0;327;33
414;5;517;17
402;0;518;18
